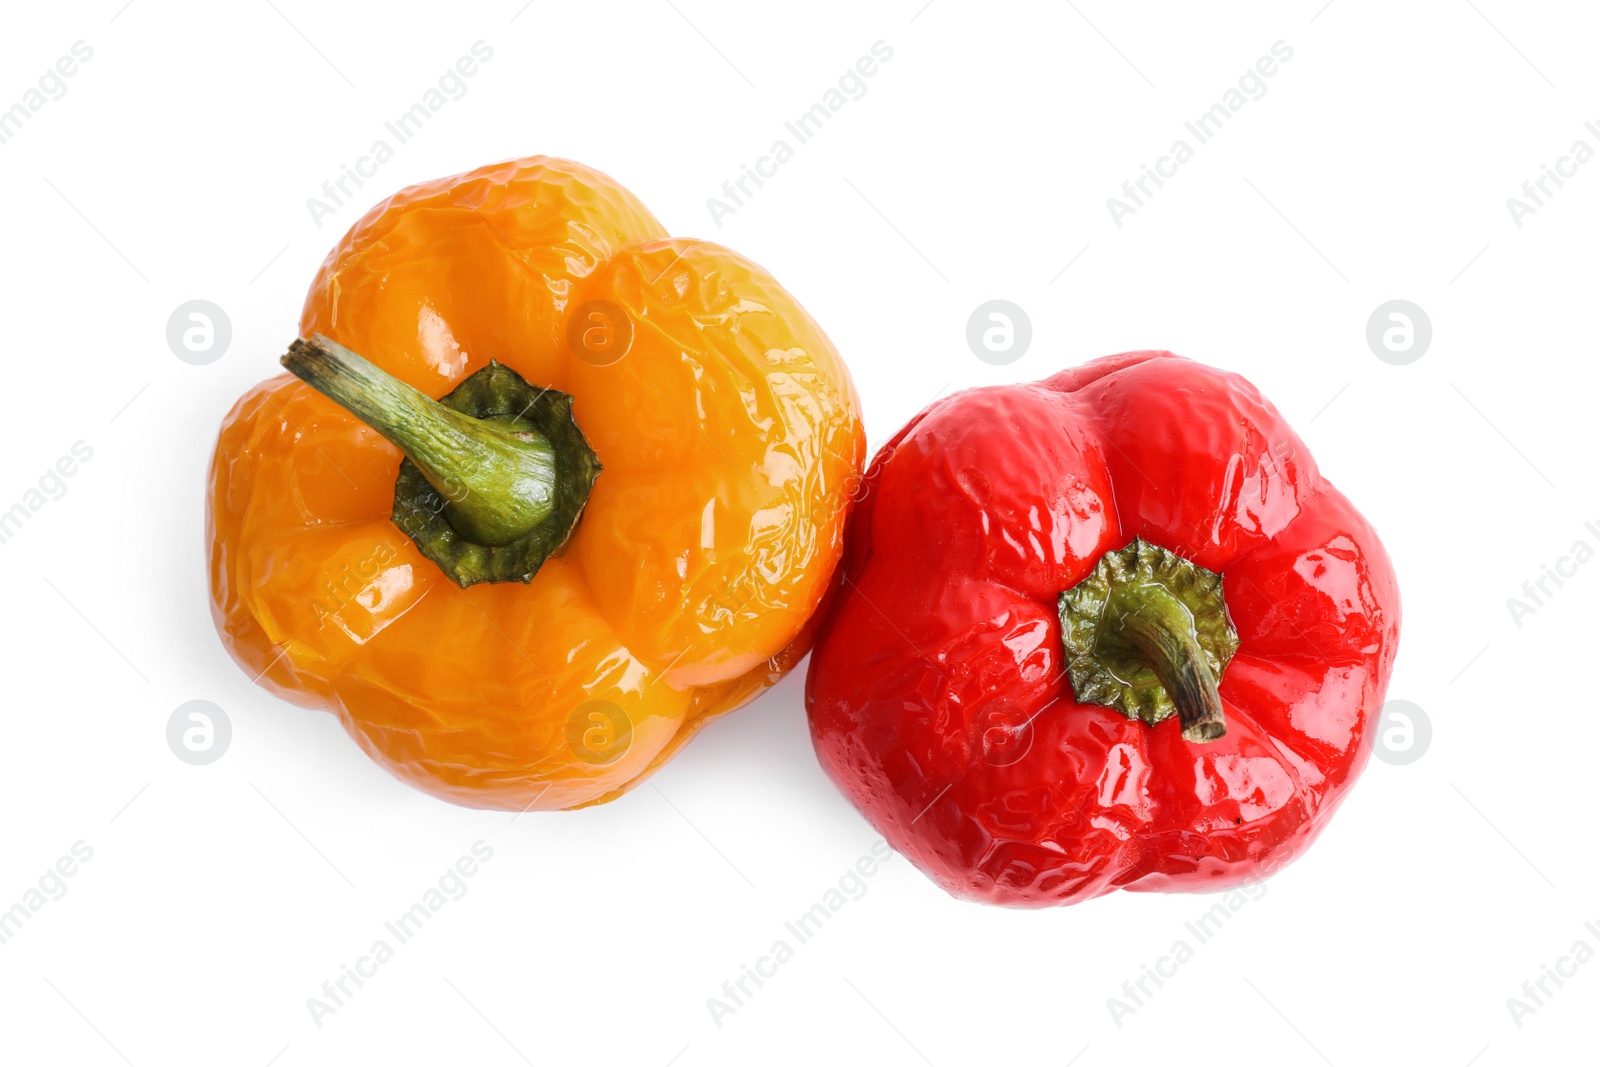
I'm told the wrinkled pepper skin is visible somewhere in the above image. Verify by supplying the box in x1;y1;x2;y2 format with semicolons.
209;157;864;811
805;352;1399;907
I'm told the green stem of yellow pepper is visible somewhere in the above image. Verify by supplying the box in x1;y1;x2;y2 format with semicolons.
280;335;601;588
282;335;557;546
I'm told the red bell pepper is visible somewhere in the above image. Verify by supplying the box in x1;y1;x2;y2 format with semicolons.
805;351;1400;907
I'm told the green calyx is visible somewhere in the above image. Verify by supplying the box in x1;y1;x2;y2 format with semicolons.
281;335;600;588
1058;538;1239;743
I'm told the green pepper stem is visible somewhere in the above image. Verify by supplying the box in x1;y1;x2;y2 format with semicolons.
1101;583;1228;743
281;335;557;547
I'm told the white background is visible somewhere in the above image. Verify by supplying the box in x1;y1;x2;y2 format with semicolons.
1;1;1595;1064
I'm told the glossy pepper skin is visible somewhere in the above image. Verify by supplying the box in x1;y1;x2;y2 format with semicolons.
209;156;863;811
805;351;1399;907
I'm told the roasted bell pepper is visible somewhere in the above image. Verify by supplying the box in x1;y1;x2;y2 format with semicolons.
208;156;863;810
806;351;1399;907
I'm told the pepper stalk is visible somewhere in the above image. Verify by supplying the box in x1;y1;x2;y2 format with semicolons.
1058;538;1239;743
281;334;600;588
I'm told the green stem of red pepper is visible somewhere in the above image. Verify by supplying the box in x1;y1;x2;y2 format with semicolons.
1100;583;1227;742
1058;538;1240;743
